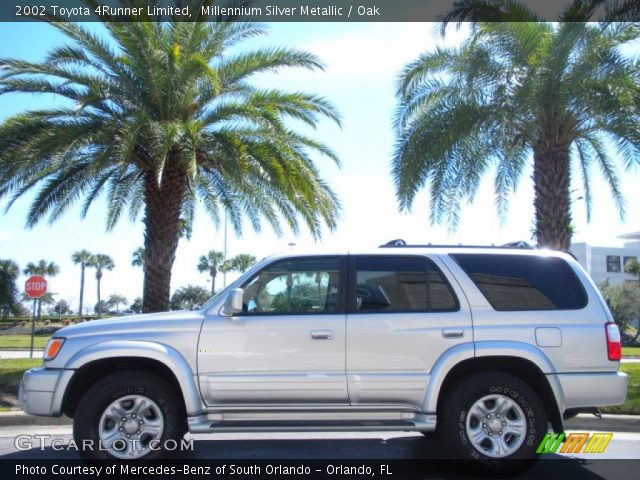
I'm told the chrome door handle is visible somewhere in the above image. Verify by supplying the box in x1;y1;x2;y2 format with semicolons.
311;330;334;340
442;329;464;339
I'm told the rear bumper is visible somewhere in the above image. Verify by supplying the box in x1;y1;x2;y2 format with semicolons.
556;371;628;410
19;367;74;417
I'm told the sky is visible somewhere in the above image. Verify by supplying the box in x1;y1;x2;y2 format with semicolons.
1;21;639;313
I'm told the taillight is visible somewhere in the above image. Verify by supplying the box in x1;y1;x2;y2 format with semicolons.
605;323;621;361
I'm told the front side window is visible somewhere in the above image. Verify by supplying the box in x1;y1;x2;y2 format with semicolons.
452;254;587;311
354;256;458;313
607;255;621;273
241;257;341;314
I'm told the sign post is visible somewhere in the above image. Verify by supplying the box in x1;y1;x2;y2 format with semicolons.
25;275;47;359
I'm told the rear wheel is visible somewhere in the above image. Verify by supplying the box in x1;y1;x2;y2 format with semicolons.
438;371;547;474
73;370;185;460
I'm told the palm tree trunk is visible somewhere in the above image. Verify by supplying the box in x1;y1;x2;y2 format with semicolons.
142;164;187;312
211;272;216;296
96;276;101;316
532;141;572;251
78;264;85;320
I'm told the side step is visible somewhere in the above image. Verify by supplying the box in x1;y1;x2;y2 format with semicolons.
209;420;416;432
188;413;436;434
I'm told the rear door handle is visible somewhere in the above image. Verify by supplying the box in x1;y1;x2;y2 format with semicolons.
442;329;464;339
311;330;334;340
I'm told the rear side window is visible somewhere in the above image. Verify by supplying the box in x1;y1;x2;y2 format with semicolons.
452;254;587;311
354;256;458;313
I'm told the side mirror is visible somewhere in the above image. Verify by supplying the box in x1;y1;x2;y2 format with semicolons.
220;288;243;317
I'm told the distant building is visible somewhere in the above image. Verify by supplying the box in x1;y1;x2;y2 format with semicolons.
571;232;640;286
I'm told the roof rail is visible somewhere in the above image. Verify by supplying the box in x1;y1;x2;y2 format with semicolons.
379;239;534;249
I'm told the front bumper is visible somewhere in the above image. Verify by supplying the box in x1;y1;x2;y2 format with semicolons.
557;371;628;410
19;367;74;417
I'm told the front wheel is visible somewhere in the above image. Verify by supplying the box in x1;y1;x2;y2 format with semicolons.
73;370;185;460
438;371;548;474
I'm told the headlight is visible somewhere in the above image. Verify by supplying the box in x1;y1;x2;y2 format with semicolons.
44;337;65;361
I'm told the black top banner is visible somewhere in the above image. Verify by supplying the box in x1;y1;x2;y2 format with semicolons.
2;0;640;22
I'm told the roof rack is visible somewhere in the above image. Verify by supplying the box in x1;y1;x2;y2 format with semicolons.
379;239;534;249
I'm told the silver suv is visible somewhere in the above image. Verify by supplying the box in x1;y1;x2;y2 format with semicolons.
20;243;628;471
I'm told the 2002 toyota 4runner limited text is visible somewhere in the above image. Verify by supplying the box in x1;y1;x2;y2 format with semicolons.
19;243;628;472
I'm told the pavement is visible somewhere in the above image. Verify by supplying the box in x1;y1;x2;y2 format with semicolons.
0;414;638;479
0;349;43;359
0;425;638;469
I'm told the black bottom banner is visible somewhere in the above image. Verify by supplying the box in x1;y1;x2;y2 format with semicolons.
2;459;640;480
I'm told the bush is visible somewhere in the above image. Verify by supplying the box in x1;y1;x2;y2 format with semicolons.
600;281;640;335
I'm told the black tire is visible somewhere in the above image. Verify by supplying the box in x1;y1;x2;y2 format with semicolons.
438;371;547;475
73;370;186;460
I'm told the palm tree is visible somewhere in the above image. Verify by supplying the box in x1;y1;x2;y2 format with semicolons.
439;0;640;25
131;247;145;268
0;259;20;318
394;20;640;250
198;250;225;296
225;254;257;274
71;249;93;320
23;260;60;320
89;254;114;316
0;5;341;312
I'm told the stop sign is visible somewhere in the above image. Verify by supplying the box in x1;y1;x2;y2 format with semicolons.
25;275;47;299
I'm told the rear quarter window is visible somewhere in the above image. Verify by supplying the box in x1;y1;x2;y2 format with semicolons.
452;254;587;311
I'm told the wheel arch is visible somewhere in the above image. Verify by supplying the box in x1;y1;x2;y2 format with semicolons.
62;341;204;418
424;342;564;433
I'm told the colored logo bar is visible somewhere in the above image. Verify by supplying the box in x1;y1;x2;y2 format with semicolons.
537;432;613;454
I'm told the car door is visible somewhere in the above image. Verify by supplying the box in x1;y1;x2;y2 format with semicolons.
346;254;472;408
198;255;348;405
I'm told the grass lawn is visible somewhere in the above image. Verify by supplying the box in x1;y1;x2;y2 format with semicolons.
601;363;640;415
0;358;41;412
622;346;640;357
0;335;49;349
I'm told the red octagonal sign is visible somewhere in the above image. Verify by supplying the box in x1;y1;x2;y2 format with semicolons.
25;275;47;299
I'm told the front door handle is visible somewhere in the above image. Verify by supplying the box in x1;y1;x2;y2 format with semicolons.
442;329;464;339
311;330;334;340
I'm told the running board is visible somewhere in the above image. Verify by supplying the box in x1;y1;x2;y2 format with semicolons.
188;412;436;434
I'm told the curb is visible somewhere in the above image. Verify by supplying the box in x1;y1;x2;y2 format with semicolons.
0;411;638;431
0;348;44;352
0;412;71;427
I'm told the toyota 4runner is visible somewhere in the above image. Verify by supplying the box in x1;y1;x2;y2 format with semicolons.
19;243;628;471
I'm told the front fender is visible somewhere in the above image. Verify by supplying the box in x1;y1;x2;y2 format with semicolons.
65;340;204;416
